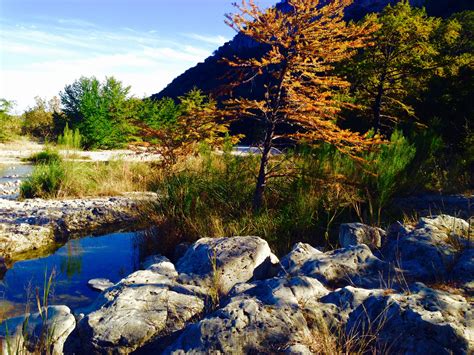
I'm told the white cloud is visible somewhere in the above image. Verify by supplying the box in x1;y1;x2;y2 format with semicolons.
0;18;225;113
184;33;229;46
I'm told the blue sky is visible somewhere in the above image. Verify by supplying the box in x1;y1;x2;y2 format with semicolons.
0;0;275;112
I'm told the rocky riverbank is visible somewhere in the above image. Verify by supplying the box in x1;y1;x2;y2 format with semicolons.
1;214;472;354
0;192;156;263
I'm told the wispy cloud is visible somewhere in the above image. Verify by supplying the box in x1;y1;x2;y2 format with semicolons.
183;33;230;46
0;18;227;112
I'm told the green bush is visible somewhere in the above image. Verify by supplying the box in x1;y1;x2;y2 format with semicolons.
60;76;136;149
26;148;62;165
20;161;65;198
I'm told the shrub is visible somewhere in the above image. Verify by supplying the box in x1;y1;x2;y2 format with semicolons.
57;123;82;150
60;76;136;149
22;97;58;140
20;161;65;198
26;148;62;165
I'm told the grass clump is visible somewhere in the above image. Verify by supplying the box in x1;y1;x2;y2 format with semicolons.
20;150;158;199
20;160;65;199
57;123;82;150
25;148;62;165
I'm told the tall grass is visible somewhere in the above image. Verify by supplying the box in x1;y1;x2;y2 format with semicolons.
20;151;158;199
142;132;416;254
57;123;82;150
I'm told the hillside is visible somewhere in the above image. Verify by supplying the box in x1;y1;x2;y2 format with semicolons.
152;0;473;101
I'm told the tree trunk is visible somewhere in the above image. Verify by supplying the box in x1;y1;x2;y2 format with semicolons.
372;70;387;133
253;122;274;212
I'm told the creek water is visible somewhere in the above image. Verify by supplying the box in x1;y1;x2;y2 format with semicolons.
0;232;142;319
0;164;34;200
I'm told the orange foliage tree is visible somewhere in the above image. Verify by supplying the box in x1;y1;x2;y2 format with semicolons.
139;89;234;168
224;0;381;211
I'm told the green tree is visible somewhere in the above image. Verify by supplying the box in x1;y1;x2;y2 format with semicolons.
22;96;60;139
133;97;180;130
60;76;135;149
142;89;234;167
348;1;441;132
0;99;21;142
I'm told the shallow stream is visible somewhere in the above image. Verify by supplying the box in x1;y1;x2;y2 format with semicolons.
0;232;141;319
0;164;34;200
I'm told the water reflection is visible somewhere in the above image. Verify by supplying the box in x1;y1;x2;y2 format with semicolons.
60;241;83;279
0;232;142;319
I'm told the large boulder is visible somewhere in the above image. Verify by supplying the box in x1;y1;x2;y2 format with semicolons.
228;276;329;308
280;243;388;288
339;223;386;249
176;236;279;294
163;275;329;354
382;215;470;282
164;298;311;354
66;268;206;354
346;283;473;354
0;305;76;355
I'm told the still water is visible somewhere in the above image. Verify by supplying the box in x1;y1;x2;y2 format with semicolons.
0;232;141;319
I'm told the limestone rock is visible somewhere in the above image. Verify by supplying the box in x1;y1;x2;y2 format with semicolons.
142;255;178;279
228;276;328;308
280;242;323;275
88;278;114;292
382;215;471;282
67;270;205;354
164;298;311;354
0;305;76;355
284;344;313;355
339;223;385;249
311;286;386;329
451;248;474;292
418;214;470;237
176;236;279;294
281;243;388;288
346;283;473;354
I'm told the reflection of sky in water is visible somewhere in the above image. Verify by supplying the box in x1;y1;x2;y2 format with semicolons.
0;232;140;318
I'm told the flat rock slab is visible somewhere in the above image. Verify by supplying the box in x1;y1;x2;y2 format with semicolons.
0;193;156;261
67;270;205;354
88;278;114;292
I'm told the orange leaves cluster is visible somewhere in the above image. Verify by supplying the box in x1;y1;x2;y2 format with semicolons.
224;0;382;155
141;92;236;168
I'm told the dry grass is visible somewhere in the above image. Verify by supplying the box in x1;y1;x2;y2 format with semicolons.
21;159;160;199
300;305;392;355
